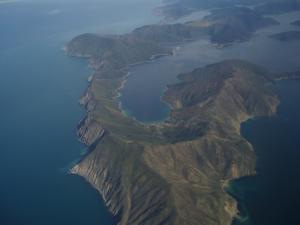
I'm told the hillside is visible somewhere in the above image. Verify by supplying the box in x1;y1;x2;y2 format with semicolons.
70;56;279;225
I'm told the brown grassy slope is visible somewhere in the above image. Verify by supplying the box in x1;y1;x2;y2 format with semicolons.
72;59;279;225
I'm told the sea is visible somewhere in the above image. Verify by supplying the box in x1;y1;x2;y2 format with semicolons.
0;0;162;224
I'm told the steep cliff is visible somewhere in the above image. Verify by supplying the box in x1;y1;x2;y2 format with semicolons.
69;45;279;225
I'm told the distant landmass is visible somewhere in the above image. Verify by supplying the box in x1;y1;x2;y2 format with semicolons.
156;0;264;20
254;0;300;15
157;0;300;21
291;19;300;26
0;0;21;3
270;30;300;41
67;7;277;50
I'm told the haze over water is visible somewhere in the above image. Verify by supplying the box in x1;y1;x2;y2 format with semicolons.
120;10;300;225
0;1;161;224
120;12;300;123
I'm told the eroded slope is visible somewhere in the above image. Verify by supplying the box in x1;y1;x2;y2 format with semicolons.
71;58;279;225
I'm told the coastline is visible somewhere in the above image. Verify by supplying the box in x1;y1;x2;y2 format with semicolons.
81;49;175;126
68;50;280;225
62;4;295;223
222;96;281;224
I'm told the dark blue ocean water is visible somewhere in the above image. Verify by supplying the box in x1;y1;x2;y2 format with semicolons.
230;80;300;225
0;1;161;224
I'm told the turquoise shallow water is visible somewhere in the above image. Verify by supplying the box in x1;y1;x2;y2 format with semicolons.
0;1;161;224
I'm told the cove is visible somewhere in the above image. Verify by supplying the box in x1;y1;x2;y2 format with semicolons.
120;11;300;123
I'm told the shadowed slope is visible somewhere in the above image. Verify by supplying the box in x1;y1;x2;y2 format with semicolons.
70;58;279;225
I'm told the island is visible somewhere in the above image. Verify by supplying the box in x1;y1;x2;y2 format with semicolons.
270;30;300;41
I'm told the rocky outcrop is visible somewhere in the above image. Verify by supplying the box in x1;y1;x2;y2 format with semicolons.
77;83;105;146
77;115;104;146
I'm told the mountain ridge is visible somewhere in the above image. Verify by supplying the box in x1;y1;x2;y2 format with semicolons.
68;46;279;224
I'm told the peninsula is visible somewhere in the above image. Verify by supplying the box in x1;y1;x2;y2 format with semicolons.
70;56;279;225
66;4;295;225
